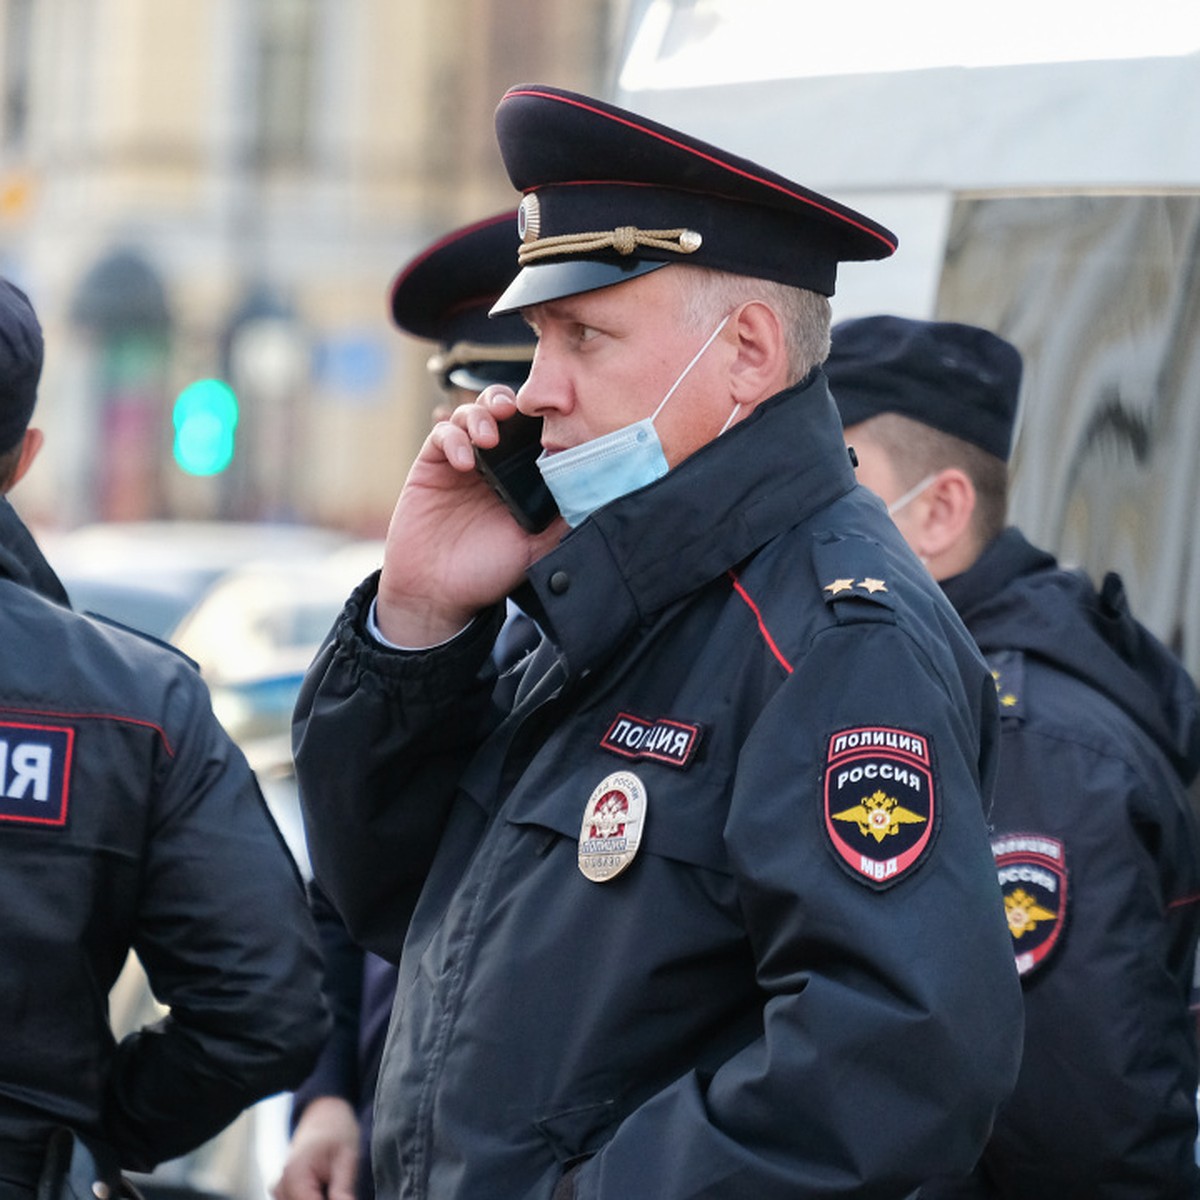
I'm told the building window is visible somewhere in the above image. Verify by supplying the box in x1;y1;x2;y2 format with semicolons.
254;0;316;167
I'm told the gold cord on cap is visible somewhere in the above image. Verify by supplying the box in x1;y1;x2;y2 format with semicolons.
426;340;535;379
518;226;702;265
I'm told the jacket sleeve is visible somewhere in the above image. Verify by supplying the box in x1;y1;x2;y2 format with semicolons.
288;882;367;1126
292;580;507;962
103;663;330;1171
573;620;1025;1198
973;725;1200;1195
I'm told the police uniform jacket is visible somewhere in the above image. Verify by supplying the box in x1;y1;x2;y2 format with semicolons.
294;373;1025;1200
290;882;398;1200
924;528;1200;1199
0;508;329;1190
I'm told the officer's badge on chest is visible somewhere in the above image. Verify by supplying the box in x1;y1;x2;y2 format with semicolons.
577;770;648;882
991;833;1068;975
824;726;937;887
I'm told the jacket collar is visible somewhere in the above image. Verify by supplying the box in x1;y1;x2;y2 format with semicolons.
0;496;71;606
521;370;856;676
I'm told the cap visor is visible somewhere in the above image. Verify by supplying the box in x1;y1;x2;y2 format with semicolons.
490;258;668;316
447;361;533;392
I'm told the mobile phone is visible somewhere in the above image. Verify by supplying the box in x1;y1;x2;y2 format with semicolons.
474;412;560;533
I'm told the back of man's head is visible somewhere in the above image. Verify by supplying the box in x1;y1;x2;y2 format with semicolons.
0;278;43;455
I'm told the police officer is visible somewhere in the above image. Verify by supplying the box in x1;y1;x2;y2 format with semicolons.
295;85;1023;1199
828;314;1200;1198
0;277;329;1199
276;212;537;1200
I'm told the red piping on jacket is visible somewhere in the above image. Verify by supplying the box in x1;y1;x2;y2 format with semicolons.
728;570;793;675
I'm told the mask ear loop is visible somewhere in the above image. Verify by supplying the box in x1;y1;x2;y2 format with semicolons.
650;313;732;424
886;472;939;517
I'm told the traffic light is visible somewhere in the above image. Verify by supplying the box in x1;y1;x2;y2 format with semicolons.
172;379;238;476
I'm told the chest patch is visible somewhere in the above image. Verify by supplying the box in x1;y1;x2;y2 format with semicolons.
600;712;703;769
824;726;936;887
992;833;1068;976
0;721;74;827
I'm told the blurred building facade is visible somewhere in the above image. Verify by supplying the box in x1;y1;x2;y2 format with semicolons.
0;0;623;534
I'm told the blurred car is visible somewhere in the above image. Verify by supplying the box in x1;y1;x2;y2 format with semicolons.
46;520;355;641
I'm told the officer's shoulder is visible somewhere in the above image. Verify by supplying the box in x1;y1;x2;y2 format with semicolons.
78;609;201;671
810;529;901;623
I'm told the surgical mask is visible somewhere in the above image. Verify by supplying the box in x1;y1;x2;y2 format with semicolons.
537;314;733;527
886;472;938;518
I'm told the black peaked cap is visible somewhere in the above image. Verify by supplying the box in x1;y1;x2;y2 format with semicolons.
490;84;898;314
828;315;1023;462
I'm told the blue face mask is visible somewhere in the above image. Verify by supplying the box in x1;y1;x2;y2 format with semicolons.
536;314;732;528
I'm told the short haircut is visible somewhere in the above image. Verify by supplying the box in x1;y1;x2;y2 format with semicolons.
857;410;1009;544
0;440;22;491
675;265;831;383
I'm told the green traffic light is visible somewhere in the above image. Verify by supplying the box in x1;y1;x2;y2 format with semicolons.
173;378;239;475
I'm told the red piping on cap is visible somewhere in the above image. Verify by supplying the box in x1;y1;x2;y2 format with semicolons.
503;87;897;256
390;211;514;293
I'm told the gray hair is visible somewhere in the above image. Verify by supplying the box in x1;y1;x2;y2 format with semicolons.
673;265;831;382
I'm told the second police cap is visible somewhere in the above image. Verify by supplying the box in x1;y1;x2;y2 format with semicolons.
827;315;1024;462
390;210;536;392
489;84;899;315
0;278;44;454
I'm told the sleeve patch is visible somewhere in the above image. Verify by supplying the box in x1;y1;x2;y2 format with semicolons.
824;726;937;887
992;833;1068;976
0;721;74;826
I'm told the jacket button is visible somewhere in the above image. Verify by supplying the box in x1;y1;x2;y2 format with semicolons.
549;570;570;595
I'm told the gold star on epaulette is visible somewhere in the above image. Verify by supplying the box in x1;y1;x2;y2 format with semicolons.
859;578;888;594
1000;693;1018;708
824;578;855;595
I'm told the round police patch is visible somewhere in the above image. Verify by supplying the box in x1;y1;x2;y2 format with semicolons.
824;726;936;887
991;833;1068;976
577;771;647;883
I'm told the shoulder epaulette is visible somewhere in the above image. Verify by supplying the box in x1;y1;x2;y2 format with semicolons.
986;648;1025;719
812;531;898;623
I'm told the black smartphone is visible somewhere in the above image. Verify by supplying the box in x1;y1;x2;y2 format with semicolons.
473;412;560;533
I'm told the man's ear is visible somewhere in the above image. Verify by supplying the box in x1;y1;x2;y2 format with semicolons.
726;300;790;408
910;467;976;562
6;427;44;490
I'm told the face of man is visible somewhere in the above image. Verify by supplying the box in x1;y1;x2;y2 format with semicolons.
515;266;734;468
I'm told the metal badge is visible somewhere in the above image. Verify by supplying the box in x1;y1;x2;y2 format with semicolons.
577;770;648;882
518;193;541;243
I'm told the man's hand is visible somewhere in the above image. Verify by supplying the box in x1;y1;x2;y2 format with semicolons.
376;387;564;646
272;1096;361;1200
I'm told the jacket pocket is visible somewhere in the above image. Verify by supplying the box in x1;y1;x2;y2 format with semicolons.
534;1098;620;1165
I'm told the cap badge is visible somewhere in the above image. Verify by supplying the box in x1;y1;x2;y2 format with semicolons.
577;770;647;883
518;193;541;244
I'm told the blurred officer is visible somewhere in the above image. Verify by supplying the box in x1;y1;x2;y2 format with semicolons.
275;212;536;1200
295;85;1024;1199
0;277;329;1200
829;314;1200;1199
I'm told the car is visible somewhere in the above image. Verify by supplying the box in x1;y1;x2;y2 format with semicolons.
46;520;355;641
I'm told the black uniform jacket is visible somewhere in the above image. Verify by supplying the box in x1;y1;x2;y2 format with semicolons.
0;501;328;1186
926;528;1200;1199
295;375;1025;1200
